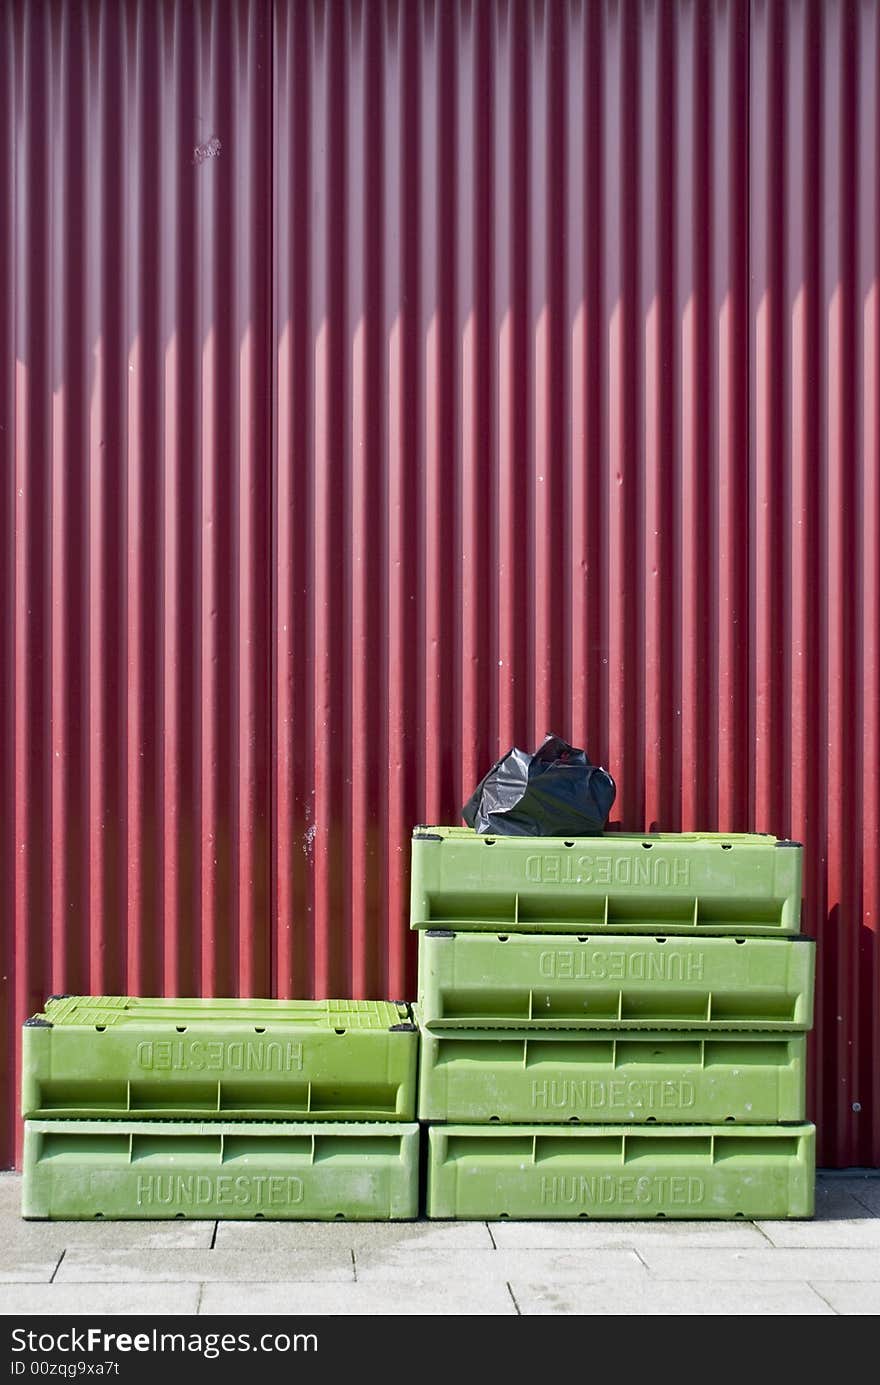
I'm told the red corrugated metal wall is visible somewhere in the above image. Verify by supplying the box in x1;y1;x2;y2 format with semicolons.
1;0;877;1168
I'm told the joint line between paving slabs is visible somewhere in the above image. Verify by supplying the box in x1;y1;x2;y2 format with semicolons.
851;1191;879;1216
209;1221;219;1250
196;1283;205;1315
807;1281;841;1315
351;1248;358;1283
49;1250;65;1284
752;1221;776;1245
486;1224;498;1249
631;1247;649;1270
506;1283;521;1315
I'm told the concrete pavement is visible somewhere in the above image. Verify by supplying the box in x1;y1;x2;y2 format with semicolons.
0;1172;878;1315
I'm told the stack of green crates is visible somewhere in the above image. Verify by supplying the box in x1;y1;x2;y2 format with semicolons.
21;996;420;1220
412;828;816;1220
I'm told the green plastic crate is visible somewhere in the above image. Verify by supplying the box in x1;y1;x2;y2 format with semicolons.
411;828;802;935
416;1015;807;1124
23;997;417;1121
418;930;815;1031
426;1124;815;1220
22;1120;420;1221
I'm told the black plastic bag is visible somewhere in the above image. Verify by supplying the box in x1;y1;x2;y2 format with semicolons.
461;734;616;837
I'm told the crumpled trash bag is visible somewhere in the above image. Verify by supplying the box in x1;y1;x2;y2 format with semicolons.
461;734;616;836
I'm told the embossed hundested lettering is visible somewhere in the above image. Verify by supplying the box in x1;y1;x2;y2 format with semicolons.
539;1174;705;1206
135;1040;304;1073
525;854;691;887
135;1173;304;1207
531;1078;696;1111
538;949;705;981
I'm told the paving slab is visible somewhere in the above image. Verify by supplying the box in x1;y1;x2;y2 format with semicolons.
214;1220;493;1251
489;1220;767;1249
810;1281;880;1315
756;1217;880;1248
638;1247;880;1281
813;1180;880;1219
0;1171;877;1317
354;1247;645;1283
511;1279;835;1316
0;1251;60;1285
0;1177;23;1214
199;1280;517;1316
831;1178;880;1215
1;1177;210;1246
55;1249;353;1284
0;1284;202;1316
2;1221;215;1251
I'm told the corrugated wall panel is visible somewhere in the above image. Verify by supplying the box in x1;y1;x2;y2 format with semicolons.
748;0;879;1166
2;0;878;1168
0;0;274;1167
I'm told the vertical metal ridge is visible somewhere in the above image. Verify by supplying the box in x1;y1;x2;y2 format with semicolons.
530;0;567;744
196;2;220;998
124;0;145;996
423;0;460;825
272;0;288;1004
643;0;680;832
606;0;645;828
856;0;880;1164
87;0;105;995
311;0;350;997
459;0;494;798
137;0;166;999
715;0;750;832
474;0;496;776
239;0;273;1000
14;0;53;1171
495;0;530;752
274;0;314;1001
347;0;367;998
680;0;716;830
751;0;792;836
458;0;477;796
49;0;70;998
580;0;607;761
162;0;184;999
0;0;16;1173
787;0;828;1141
348;0;386;1000
170;0;200;999
95;0;127;996
386;0;424;1002
161;0;180;1001
566;0;587;753
823;0;861;1164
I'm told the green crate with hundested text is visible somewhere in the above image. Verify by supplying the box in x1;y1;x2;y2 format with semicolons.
22;1120;419;1221
415;1013;807;1123
418;930;814;1031
426;1124;815;1220
22;997;417;1121
411;828;802;935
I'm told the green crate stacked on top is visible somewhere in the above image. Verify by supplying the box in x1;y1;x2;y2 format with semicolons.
412;828;816;1220
21;996;419;1221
